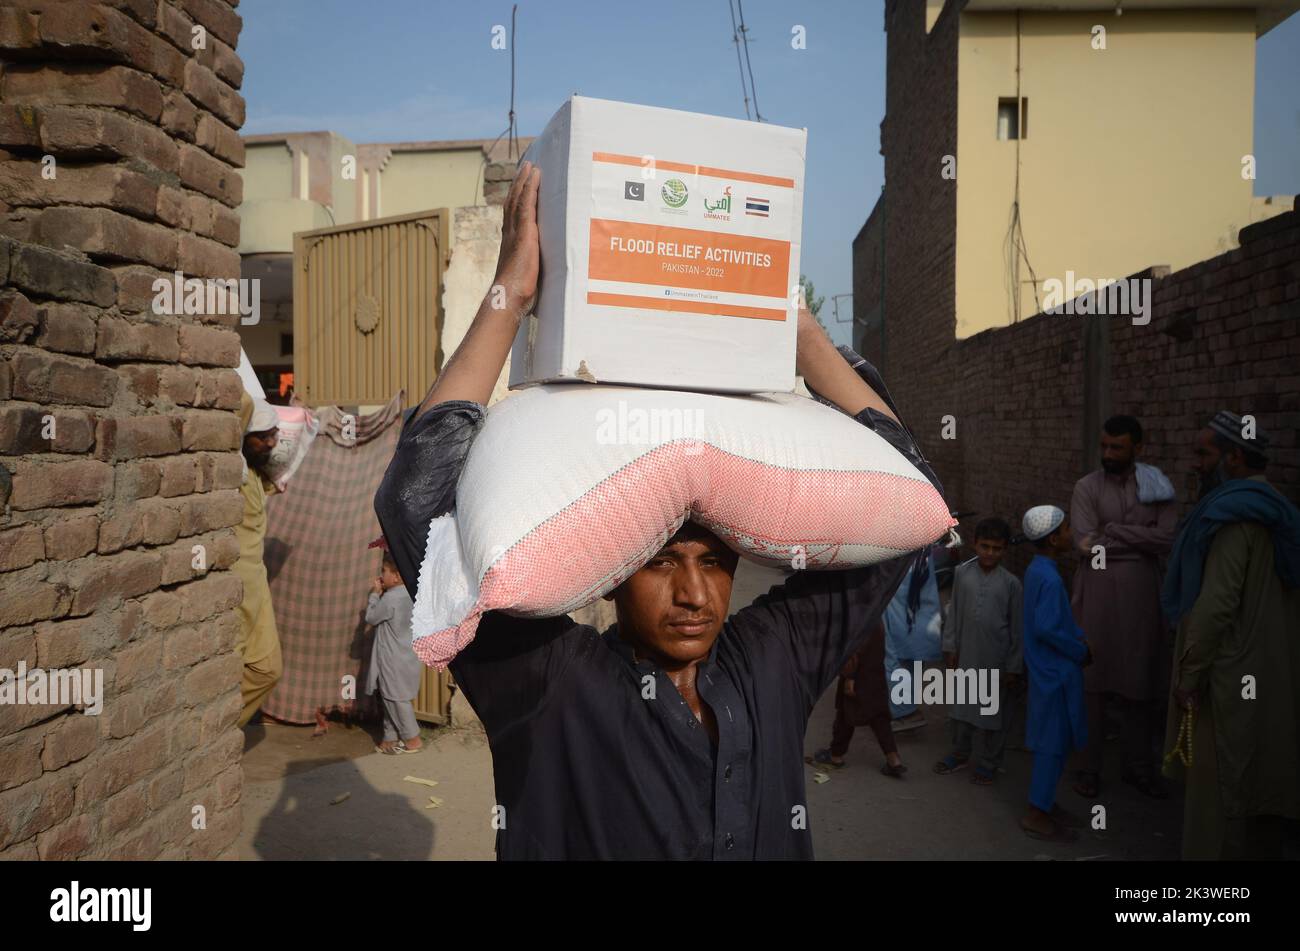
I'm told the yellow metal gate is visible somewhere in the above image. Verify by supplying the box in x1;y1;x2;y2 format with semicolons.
293;209;454;725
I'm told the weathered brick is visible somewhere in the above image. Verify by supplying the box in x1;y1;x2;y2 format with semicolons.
34;205;178;269
159;88;198;141
179;0;243;52
0;7;40;51
112;264;172;315
41;714;100;770
0;103;42;148
7;242;116;306
43;515;99;561
2;64;163;122
104;691;147;739
0;523;44;571
177;230;240;279
63;548;163;616
192;368;241;409
180;409;240;451
34;302;98;355
199;34;243;89
145;765;184;813
177;569;241;622
34;615;102;668
36;2;186;86
74;724;168;804
35;813;97;861
36;104;178;176
0;773;75;851
0;728;44;792
96;315;180;361
198;690;240;746
0;628;38;673
177;141;241;207
160;364;199;405
113;634;163;690
195;113;243;166
0;289;38;344
210;201;240;247
113;460;161;504
8;457;114;510
100;783;148;839
11;349;118;406
182;652;242;707
0;160;159;221
94;414;183;462
158;453;198;495
155;183;190;229
162;623;208;670
97;496;182;553
178;322;239;367
182;719;241;792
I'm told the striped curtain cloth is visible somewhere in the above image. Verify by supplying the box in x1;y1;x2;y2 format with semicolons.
260;393;405;725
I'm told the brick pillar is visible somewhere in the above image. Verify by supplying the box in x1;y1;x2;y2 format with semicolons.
484;160;519;206
0;0;247;860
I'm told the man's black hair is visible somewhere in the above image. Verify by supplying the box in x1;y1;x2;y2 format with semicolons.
1103;414;1143;445
974;517;1011;543
1211;433;1269;471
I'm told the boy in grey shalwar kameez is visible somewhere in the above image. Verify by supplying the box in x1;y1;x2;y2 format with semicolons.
365;541;425;754
935;518;1023;785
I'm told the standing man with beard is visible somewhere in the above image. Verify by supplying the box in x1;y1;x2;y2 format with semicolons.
233;390;283;727
1069;415;1178;799
1162;412;1300;859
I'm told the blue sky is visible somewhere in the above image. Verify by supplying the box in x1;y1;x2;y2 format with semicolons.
240;0;1300;347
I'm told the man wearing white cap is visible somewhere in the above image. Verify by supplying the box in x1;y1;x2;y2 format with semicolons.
233;390;282;727
1020;505;1091;843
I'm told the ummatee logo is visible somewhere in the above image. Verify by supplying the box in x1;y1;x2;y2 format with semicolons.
703;185;732;220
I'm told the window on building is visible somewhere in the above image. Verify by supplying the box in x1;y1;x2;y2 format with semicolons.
997;97;1026;140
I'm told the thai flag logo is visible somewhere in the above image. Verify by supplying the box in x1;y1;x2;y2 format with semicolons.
745;196;770;217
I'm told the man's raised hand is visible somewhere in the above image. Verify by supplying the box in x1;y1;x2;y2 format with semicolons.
493;159;541;318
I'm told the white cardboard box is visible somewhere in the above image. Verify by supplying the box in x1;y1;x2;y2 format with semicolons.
509;96;806;394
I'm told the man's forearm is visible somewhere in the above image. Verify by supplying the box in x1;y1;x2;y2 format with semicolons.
795;309;897;422
415;290;528;419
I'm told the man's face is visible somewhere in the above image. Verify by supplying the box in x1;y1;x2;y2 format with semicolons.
1100;430;1137;475
243;428;278;472
974;536;1006;571
1194;428;1224;498
610;529;739;669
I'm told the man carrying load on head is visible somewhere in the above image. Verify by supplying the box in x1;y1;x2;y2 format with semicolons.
374;161;945;860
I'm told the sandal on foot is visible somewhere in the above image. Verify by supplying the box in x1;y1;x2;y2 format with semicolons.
1072;770;1100;798
1122;771;1168;800
1051;805;1086;829
375;744;399;755
806;748;847;769
880;762;908;778
970;765;995;785
1020;817;1079;843
933;754;970;775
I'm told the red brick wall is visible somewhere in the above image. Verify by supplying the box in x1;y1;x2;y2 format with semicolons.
0;0;247;860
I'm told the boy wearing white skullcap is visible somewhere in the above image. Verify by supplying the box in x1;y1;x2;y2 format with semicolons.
1019;505;1092;843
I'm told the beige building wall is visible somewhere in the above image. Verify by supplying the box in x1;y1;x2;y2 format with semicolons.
955;9;1258;337
378;150;486;219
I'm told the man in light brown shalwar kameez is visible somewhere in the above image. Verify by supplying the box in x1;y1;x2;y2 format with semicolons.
1070;415;1178;798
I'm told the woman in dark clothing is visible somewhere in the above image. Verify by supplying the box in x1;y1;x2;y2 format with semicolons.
808;622;908;777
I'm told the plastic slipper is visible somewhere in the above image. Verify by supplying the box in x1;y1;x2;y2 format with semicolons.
805;748;846;769
880;762;908;778
394;743;424;754
375;745;399;755
932;754;969;775
970;765;995;785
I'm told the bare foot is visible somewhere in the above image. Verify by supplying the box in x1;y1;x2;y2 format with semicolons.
402;735;424;751
312;708;328;738
377;740;398;754
885;752;903;768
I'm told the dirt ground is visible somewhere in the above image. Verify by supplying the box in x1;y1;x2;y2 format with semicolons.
237;560;1182;860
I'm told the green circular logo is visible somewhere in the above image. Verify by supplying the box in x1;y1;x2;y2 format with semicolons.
661;178;688;208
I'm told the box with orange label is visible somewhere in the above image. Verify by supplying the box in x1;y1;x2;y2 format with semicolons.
508;96;806;394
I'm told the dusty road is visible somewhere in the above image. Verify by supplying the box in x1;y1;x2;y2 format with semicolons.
238;561;1181;860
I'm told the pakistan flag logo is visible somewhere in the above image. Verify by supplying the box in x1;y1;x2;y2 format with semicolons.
660;178;688;208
